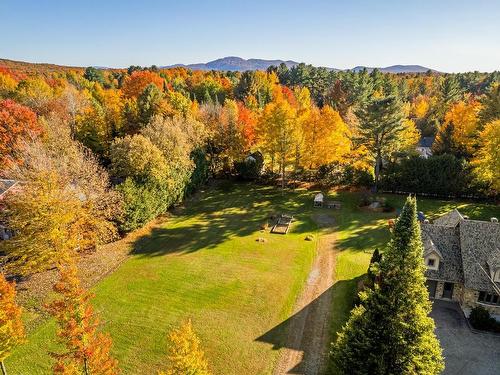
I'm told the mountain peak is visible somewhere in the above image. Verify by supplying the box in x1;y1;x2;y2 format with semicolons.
163;57;300;72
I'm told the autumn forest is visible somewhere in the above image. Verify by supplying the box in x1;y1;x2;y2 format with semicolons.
1;57;500;374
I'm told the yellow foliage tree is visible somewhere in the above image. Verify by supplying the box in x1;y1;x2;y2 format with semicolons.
435;99;481;156
472;120;500;191
257;93;299;188
0;171;107;275
301;105;351;168
0;273;25;375
412;95;430;119
159;319;211;375
0;73;17;97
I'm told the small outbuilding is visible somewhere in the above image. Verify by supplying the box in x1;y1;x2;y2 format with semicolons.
314;193;324;207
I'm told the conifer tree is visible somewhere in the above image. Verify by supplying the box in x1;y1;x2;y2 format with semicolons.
159;319;211;375
0;273;25;375
46;262;119;375
331;197;444;374
355;96;405;190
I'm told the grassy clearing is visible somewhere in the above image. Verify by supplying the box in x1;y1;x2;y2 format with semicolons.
326;191;500;345
7;182;499;375
7;183;319;375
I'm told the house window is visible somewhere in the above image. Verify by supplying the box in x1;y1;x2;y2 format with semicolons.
479;291;486;301
427;259;435;267
478;291;500;305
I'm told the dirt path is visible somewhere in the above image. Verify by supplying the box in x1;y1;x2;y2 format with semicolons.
273;214;337;375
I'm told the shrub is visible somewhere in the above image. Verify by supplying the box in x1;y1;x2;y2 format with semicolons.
186;148;209;194
234;151;263;180
469;306;499;331
381;154;486;198
317;162;373;187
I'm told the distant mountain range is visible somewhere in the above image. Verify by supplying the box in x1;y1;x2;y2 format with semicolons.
164;56;300;72
164;56;435;73
0;56;435;75
351;64;433;73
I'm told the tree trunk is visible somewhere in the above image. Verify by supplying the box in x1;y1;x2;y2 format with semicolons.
1;361;7;375
374;153;382;192
83;358;89;375
281;157;286;193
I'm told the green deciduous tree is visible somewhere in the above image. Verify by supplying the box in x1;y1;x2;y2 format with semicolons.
331;196;444;375
84;67;105;85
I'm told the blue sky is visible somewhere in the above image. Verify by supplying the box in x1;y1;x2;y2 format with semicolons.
1;0;499;72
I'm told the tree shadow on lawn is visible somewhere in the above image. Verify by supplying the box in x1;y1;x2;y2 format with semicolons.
255;277;363;374
131;182;318;257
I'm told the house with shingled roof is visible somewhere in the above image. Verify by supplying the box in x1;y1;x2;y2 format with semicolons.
421;209;500;319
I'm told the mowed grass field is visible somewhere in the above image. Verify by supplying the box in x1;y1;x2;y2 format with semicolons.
8;183;319;374
7;182;500;375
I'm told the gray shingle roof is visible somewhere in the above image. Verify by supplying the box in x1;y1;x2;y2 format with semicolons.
459;219;500;294
421;224;463;283
0;179;17;198
418;136;435;148
423;210;500;294
433;209;463;227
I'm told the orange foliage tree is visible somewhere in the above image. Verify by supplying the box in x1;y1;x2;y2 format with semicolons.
122;71;164;98
0;99;40;168
0;273;25;375
237;101;256;148
46;261;119;375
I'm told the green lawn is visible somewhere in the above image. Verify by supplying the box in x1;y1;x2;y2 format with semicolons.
7;183;319;375
7;183;499;375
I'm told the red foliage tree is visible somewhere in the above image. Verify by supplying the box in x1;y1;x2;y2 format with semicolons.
0;99;40;168
46;262;119;375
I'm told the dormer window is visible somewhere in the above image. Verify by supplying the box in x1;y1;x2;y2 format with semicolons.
425;255;439;270
494;269;500;283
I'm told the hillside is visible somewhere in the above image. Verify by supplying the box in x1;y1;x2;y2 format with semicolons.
0;58;84;76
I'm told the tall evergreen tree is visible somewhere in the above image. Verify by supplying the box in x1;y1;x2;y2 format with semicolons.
440;75;462;105
138;83;164;126
479;83;500;124
331;197;444;375
355;96;405;190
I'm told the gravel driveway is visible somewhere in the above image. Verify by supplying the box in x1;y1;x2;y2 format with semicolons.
431;299;500;375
